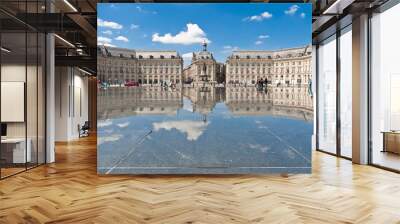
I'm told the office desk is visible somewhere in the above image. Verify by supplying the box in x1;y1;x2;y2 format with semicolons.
382;131;400;154
1;138;31;163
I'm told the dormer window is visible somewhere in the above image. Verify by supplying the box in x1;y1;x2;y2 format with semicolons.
130;55;135;59
171;55;175;59
139;55;143;59
246;55;250;59
235;56;239;59
257;55;261;59
149;55;154;59
160;55;164;59
119;54;123;58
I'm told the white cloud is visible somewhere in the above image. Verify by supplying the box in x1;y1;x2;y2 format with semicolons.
98;36;116;47
300;13;306;18
115;36;129;42
117;122;130;128
285;5;299;15
258;35;270;39
102;30;113;35
98;43;116;47
98;36;112;43
136;6;157;14
97;18;123;29
182;52;193;58
221;45;239;54
244;11;272;22
255;40;263;45
152;23;211;45
153;120;209;141
130;24;139;29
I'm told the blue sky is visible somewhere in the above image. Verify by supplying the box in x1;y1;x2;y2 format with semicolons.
97;3;311;64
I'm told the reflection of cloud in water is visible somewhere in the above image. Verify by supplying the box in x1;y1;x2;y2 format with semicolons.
182;98;194;112
98;119;113;128
255;120;262;124
98;134;123;145
248;144;270;153
153;120;209;141
286;149;296;159
117;122;130;128
103;129;114;134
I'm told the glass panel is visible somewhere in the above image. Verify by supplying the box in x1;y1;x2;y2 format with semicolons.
1;31;27;177
340;26;352;158
27;31;38;169
371;4;400;171
317;35;337;154
38;33;45;165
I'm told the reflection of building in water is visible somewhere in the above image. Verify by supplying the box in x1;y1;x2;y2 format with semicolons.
98;87;182;119
183;86;224;115
225;86;313;120
182;42;218;84
97;46;183;85
226;45;312;86
98;86;312;121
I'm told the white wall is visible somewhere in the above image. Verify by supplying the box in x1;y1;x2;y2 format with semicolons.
55;67;89;141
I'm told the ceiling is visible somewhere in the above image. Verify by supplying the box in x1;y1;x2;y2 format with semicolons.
0;0;394;75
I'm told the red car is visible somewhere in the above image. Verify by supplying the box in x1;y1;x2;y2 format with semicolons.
124;81;139;87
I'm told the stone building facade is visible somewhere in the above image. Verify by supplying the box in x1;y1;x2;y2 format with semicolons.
183;42;218;85
97;46;183;86
225;45;312;86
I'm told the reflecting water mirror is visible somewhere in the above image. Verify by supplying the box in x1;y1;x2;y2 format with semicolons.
98;84;313;174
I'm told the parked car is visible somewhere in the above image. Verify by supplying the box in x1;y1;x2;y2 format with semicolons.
124;81;139;87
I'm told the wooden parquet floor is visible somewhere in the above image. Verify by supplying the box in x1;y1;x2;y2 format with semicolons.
1;135;400;224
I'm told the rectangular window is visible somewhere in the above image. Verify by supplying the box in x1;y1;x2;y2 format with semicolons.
339;26;352;158
317;35;337;154
370;4;400;171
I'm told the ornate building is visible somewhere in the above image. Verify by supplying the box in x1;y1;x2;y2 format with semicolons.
182;42;218;85
97;46;183;86
226;45;312;86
